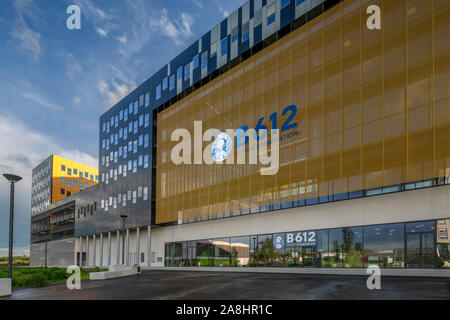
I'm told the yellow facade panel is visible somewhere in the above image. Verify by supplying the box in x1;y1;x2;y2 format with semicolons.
156;1;450;224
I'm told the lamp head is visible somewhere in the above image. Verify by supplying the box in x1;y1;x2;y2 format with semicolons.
120;215;128;219
3;174;22;184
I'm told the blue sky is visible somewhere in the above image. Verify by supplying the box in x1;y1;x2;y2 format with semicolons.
0;0;246;256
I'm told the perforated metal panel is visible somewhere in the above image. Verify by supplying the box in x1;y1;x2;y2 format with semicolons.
156;0;450;224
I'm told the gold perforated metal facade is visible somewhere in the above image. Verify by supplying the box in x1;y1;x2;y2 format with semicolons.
156;0;450;224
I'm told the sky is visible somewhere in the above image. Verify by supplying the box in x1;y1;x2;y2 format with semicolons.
0;0;247;257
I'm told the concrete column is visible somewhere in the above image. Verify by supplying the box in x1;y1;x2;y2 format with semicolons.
136;227;140;266
86;236;90;267
125;229;130;267
79;237;83;267
99;233;103;268
116;230;120;265
107;232;111;266
147;225;151;267
92;234;96;267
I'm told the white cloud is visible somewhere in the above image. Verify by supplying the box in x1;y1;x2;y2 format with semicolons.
74;96;81;104
150;8;195;46
98;79;135;109
216;1;230;18
20;91;61;112
10;7;42;61
96;27;108;37
116;35;127;45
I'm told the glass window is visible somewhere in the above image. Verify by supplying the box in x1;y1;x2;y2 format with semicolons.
132;190;137;204
254;235;273;267
134;102;138;115
129;103;133;114
163;78;168;90
193;55;199;69
133;121;138;134
145;114;150;128
139;114;144;126
196;240;213;267
124;109;128;121
281;0;290;8
61;177;65;183
143;187;148;201
406;221;435;233
169;75;175;91
177;67;183;80
139;135;143;146
119;110;123;120
210;238;231;267
221;38;227;56
267;14;276;25
232;34;238;43
184;65;190;81
437;219;450;269
144;155;149;168
145;93;150;107
210;41;217;57
296;0;305;5
231;237;250;267
242;22;249;42
144;134;149;148
67;168;72;176
364;223;405;268
201;53;208;69
156;85;161;100
328;227;364;268
61;165;66;171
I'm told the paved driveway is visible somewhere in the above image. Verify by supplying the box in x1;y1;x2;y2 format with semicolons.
4;270;450;300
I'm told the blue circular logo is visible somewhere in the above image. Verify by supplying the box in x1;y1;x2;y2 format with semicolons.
274;236;285;250
211;132;232;162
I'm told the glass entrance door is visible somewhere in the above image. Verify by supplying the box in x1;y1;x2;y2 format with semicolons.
407;232;435;268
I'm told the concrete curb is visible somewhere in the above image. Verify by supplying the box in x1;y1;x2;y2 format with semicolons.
142;267;450;278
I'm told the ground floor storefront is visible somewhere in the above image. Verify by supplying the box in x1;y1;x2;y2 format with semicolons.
164;218;450;269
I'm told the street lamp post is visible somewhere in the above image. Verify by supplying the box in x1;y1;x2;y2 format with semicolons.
3;174;23;279
120;215;128;265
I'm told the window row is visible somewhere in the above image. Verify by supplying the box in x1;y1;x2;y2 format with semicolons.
102;115;150;150
102;137;150;167
101;155;150;183
61;165;98;181
60;177;90;190
99;187;149;211
102;98;151;134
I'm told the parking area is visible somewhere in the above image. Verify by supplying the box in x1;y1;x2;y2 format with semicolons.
4;270;450;300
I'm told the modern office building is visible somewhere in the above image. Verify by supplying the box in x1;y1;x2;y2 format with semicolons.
30;155;98;266
33;0;449;272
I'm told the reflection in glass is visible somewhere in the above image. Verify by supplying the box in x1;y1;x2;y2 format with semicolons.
196;240;212;267
364;223;404;268
272;233;289;267
328;227;363;268
256;234;273;267
406;220;435;233
231;237;250;267
210;238;231;267
407;233;421;268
